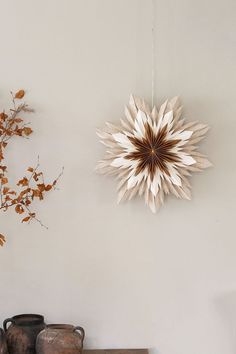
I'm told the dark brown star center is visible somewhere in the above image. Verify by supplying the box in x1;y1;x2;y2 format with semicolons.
126;123;180;180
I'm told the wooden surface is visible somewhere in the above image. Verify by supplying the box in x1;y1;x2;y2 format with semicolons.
84;349;148;354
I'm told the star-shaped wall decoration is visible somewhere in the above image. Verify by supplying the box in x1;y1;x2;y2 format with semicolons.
97;95;212;212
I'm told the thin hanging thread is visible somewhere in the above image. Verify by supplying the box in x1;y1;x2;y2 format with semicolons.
151;0;155;108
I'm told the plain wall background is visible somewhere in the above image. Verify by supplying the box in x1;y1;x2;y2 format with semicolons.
0;1;235;353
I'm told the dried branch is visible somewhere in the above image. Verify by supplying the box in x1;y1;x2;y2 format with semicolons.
0;90;62;246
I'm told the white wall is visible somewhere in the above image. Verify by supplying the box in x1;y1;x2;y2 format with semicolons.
0;1;235;353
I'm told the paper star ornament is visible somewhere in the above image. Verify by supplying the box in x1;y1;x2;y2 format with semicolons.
97;95;212;212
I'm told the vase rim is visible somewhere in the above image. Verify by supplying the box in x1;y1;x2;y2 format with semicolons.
46;324;74;330
11;314;44;326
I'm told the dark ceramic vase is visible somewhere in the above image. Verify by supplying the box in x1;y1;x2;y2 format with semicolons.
0;329;8;354
3;314;45;354
36;324;85;354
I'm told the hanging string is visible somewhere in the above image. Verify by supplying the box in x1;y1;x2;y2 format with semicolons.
151;0;155;108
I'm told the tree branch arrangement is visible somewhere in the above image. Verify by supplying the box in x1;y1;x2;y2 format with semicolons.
0;90;62;246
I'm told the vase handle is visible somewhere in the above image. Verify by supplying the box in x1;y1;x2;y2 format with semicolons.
74;326;85;348
3;318;13;332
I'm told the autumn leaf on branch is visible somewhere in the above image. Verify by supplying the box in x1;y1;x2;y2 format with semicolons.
15;204;24;214
22;216;31;223
15;90;25;99
0;90;63;246
22;127;33;136
17;177;29;187
0;234;6;246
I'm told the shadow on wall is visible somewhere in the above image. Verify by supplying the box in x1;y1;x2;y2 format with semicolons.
215;292;236;352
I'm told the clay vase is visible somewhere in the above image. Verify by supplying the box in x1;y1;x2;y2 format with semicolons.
3;314;45;354
0;329;8;354
36;324;85;354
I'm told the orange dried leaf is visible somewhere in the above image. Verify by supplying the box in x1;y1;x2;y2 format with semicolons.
21;216;31;223
15;90;25;99
0;234;6;247
0;112;8;121
15;204;24;214
5;195;12;202
27;167;34;172
45;184;52;191
5;130;12;136
17;177;28;187
33;174;38;182
37;184;45;192
14;118;23;123
16;129;23;136
19;188;30;198
33;189;40;197
22;127;33;136
3;187;10;195
1;177;8;185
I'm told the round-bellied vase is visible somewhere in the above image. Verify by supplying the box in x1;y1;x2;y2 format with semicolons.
36;324;85;354
0;329;8;354
3;314;45;354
